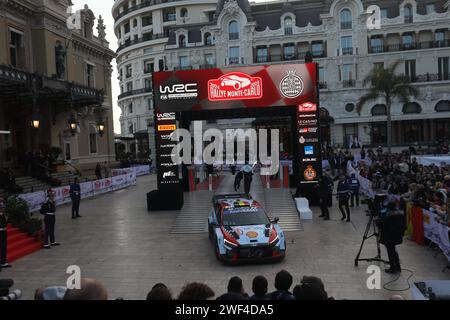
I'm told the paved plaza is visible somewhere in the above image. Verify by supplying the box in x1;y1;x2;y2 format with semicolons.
2;174;449;300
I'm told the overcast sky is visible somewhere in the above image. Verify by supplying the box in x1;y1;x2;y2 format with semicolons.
70;0;273;134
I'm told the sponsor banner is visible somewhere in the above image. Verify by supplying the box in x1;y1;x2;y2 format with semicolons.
19;191;46;213
53;185;72;206
423;210;450;261
157;124;177;132
80;181;94;199
93;178;113;195
133;165;150;176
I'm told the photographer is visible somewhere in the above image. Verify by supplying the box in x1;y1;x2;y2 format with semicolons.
379;200;406;274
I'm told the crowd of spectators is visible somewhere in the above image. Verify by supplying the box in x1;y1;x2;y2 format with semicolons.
322;145;450;225
1;270;338;300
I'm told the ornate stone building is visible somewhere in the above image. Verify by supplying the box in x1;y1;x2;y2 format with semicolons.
114;0;450;153
0;0;116;171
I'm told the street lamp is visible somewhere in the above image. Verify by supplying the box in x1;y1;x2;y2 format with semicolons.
31;112;40;129
97;118;105;137
68;113;77;136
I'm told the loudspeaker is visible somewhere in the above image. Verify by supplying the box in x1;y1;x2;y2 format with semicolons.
147;189;184;211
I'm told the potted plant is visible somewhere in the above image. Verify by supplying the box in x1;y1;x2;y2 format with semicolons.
50;146;63;161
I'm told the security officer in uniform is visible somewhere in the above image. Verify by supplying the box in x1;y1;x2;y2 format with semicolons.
0;197;11;269
349;173;360;207
40;190;60;249
336;174;351;222
70;178;82;219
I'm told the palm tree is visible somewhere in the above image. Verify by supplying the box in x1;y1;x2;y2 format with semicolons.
357;61;419;153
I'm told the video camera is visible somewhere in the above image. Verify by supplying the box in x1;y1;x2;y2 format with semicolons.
364;193;388;218
0;279;22;300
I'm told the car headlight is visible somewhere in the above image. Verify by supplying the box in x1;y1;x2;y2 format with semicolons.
224;238;238;249
269;235;280;245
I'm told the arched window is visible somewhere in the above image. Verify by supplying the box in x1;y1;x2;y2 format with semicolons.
404;4;413;23
435;100;450;112
180;8;188;18
371;104;387;116
229;21;239;40
402;102;421;114
340;9;352;29
204;32;213;45
284;17;293;35
179;34;186;48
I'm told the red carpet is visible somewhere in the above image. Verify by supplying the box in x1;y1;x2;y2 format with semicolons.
6;224;42;262
196;175;225;190
259;175;282;189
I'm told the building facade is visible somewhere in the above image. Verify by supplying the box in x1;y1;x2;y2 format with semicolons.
113;0;450;156
0;0;116;172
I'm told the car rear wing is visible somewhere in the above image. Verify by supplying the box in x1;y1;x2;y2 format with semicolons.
212;193;252;206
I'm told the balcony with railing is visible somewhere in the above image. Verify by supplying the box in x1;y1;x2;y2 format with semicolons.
229;33;239;40
318;81;327;89
114;0;181;22
369;39;450;54
118;87;153;100
117;31;169;52
340;21;352;30
228;57;240;65
342;47;353;55
173;66;193;71
254;51;324;64
342;80;356;88
199;64;217;69
410;73;450;83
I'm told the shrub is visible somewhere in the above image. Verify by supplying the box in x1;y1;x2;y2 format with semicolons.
6;196;42;236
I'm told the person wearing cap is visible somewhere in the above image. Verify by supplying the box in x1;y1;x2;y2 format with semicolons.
40;190;60;249
0;197;11;269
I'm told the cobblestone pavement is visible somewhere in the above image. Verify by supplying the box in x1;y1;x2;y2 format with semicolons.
2;174;449;300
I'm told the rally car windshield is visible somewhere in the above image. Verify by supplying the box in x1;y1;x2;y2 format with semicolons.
222;207;269;226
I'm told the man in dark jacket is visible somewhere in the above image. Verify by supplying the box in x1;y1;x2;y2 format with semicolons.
234;170;243;192
267;270;295;300
216;277;248;300
0;197;11;269
337;174;351;222
70;178;82;219
317;175;333;220
379;202;406;274
40;190;60;249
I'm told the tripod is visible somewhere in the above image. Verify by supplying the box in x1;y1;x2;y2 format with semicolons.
354;212;389;267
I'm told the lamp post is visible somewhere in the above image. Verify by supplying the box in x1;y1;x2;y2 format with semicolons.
68;113;77;136
97;118;105;137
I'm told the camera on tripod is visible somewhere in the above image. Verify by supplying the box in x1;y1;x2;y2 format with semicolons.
364;193;388;217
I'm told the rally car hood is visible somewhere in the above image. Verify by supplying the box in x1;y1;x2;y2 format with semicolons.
226;224;271;245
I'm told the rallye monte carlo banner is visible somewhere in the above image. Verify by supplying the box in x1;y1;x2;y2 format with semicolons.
152;63;321;191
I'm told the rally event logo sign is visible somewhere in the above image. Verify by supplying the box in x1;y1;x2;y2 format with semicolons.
208;72;263;101
298;102;317;112
280;71;304;99
304;165;317;181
